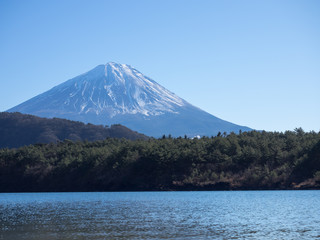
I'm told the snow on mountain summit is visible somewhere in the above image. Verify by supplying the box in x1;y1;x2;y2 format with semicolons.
63;62;186;117
7;62;252;137
16;62;186;118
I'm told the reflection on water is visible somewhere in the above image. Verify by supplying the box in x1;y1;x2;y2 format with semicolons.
1;191;320;239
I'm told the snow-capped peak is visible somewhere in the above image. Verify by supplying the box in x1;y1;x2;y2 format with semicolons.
35;62;187;118
7;62;252;137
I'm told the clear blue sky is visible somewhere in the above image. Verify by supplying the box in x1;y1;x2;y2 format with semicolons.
1;0;319;132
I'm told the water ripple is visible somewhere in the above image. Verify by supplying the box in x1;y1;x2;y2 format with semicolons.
1;191;320;239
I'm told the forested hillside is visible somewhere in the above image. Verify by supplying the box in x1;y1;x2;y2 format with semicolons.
0;129;319;192
0;112;148;148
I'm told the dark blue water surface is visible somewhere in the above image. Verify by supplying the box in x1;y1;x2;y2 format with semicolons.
1;191;320;239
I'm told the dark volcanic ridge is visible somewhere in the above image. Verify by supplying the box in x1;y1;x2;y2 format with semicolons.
0;112;147;148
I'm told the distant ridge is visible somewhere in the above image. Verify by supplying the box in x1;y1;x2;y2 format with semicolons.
0;112;147;148
7;62;252;137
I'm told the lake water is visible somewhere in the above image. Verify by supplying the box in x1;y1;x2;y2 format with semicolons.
1;191;320;239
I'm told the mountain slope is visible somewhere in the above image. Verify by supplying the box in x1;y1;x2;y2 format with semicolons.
7;62;251;137
0;112;147;148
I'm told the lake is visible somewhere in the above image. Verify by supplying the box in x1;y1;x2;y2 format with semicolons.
1;191;320;239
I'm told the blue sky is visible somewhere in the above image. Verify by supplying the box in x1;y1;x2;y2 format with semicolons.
0;0;319;132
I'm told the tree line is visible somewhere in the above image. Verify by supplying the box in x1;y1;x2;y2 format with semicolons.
0;128;319;192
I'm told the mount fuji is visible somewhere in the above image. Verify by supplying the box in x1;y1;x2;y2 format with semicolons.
7;62;251;137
